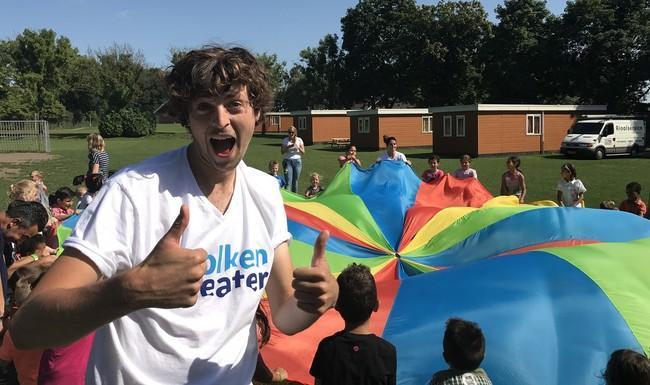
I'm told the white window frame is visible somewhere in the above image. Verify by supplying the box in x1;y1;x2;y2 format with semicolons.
455;115;466;137
526;114;541;135
422;116;433;133
357;117;370;134
297;116;307;130
270;115;279;126
443;115;452;137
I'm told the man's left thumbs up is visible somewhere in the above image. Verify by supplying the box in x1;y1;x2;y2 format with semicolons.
292;230;339;314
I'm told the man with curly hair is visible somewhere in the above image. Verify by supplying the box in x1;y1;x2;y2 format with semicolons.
12;46;338;385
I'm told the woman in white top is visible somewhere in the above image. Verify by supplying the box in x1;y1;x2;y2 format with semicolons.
281;126;305;193
376;135;411;165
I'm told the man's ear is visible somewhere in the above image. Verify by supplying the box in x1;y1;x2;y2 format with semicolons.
255;109;261;123
8;218;21;229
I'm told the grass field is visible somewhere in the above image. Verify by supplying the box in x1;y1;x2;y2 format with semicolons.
1;123;649;210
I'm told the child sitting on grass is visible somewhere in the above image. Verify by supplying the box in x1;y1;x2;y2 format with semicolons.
305;172;325;198
310;263;396;385
429;318;493;385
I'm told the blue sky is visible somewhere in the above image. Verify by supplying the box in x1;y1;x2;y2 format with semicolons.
3;0;567;68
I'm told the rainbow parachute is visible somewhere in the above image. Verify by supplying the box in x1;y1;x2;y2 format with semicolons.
263;161;650;385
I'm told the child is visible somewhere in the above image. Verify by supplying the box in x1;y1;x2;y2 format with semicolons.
556;163;586;207
8;179;39;202
600;200;619;210
268;160;286;188
500;156;526;203
76;186;91;210
0;264;48;385
310;263;396;385
305;172;325;198
253;304;288;383
422;154;445;184
429;318;493;385
452;155;478;180
619;182;647;217
8;234;55;278
30;170;49;208
338;145;362;168
49;187;80;222
603;349;650;385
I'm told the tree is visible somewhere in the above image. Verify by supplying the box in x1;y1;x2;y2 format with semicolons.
559;0;650;112
483;0;558;103
62;55;102;123
256;53;288;110
284;34;347;110
94;44;146;114
418;1;492;106
341;0;424;108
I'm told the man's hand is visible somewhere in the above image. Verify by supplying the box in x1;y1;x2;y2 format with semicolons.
292;231;339;314
124;205;207;309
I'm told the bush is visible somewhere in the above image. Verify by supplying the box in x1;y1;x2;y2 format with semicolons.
99;109;155;138
98;111;124;138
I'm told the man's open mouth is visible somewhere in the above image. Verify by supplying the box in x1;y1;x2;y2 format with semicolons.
210;137;236;157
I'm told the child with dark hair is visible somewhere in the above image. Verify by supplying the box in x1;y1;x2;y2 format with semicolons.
603;349;650;385
619;182;647;217
556;163;586;207
49;187;79;222
452;155;478;180
0;264;48;385
500;156;526;203
422;154;445;184
253;304;288;383
429;318;493;385
310;263;396;385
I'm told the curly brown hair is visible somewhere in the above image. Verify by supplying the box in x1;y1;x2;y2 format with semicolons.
165;45;272;127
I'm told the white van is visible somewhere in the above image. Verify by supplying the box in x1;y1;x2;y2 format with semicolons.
560;116;646;160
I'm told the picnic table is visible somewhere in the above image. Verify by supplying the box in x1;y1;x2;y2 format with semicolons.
329;137;350;149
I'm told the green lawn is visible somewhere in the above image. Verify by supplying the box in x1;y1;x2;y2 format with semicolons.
1;123;649;209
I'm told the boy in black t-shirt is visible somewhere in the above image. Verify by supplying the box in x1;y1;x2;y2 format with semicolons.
310;263;396;385
429;318;493;385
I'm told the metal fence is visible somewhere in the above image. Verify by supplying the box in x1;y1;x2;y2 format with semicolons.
0;120;51;153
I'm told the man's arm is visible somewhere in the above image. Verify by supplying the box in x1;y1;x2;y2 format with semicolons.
265;231;338;335
11;205;207;350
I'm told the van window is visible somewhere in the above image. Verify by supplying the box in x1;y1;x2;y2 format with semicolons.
603;123;614;136
570;122;603;134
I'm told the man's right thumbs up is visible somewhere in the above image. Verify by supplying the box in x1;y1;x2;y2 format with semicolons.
124;205;208;310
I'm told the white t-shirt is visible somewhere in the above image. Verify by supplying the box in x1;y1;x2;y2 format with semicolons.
76;194;93;210
453;168;478;180
376;151;408;163
282;137;303;160
556;178;587;207
64;146;291;385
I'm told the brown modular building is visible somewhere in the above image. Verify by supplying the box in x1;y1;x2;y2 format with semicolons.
291;110;353;145
348;109;432;150
261;112;293;133
429;104;608;156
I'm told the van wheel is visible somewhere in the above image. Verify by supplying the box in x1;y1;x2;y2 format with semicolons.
594;148;605;160
630;145;639;157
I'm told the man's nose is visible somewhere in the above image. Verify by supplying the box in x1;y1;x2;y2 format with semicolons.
211;105;231;128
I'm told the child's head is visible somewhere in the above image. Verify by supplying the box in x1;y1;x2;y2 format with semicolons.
603;349;650;385
30;170;44;183
8;179;39;202
383;135;397;152
442;318;486;371
335;263;378;325
460;155;472;170
600;200;618;210
8;264;47;307
87;133;105;152
16;234;46;257
346;145;357;157
428;154;441;169
625;182;642;201
268;160;280;175
50;187;75;209
506;156;521;171
86;174;105;195
310;172;320;187
560;163;577;181
76;186;88;198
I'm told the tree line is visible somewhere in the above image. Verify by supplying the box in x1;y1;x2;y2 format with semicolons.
1;0;648;128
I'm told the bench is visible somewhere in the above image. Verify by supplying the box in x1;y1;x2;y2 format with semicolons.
329;137;351;150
